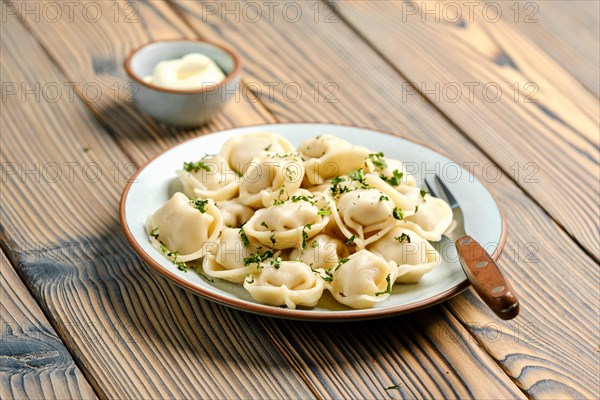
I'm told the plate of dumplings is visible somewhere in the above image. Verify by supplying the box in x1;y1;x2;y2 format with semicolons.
120;123;506;320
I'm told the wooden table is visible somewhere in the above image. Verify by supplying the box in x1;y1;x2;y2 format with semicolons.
1;1;598;399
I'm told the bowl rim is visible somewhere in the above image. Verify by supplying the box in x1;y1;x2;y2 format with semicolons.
119;122;508;321
124;38;242;94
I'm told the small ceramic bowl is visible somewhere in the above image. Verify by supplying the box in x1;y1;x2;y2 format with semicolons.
124;39;241;127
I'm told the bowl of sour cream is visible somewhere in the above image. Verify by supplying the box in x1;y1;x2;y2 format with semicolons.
124;39;241;127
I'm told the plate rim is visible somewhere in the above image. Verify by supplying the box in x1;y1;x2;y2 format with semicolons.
119;122;507;321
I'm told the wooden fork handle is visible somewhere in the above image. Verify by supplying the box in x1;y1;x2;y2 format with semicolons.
455;235;520;320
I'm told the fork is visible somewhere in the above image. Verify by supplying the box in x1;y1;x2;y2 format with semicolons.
425;175;519;320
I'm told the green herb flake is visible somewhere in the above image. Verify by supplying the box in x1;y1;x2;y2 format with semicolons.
260;221;269;229
394;233;411;243
349;168;366;184
318;209;331;215
301;224;312;249
379;195;389;202
183;161;211;173
321;269;334;282
238;226;250;247
420;189;428;199
291;195;314;203
271;256;282;269
149;227;159;240
392;207;404;220
375;274;392;296
246;276;255;284
243;249;274;267
385;384;401;391
334;257;349;271
414;205;419;214
269;233;276;247
189;198;209;213
345;235;356;245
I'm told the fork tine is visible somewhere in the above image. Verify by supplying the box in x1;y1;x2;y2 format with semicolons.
424;178;437;197
434;174;458;208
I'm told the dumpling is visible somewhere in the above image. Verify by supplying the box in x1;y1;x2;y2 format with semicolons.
217;199;254;228
203;228;276;283
368;226;440;283
299;135;370;185
238;153;305;209
244;260;325;308
331;188;398;249
364;174;421;216
176;155;239;201
363;152;417;187
243;199;330;249
220;132;294;174
400;196;453;241
327;250;398;309
146;192;223;262
287;234;350;270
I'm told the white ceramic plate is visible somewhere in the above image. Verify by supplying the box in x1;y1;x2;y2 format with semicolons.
120;123;506;321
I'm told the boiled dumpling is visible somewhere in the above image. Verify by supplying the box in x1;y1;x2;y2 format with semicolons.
287;234;350;270
220;132;294;174
238;153;304;209
217;199;255;228
146;192;223;262
364;153;417;187
331;188;398;248
176;155;239;201
299;135;369;185
327;250;398;309
243;199;330;249
244;260;325;308
400;196;453;241
368;226;440;283
204;228;276;283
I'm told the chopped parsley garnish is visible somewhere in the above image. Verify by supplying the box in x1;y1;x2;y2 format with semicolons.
318;209;331;215
269;233;276;247
385;384;401;391
246;276;255;284
264;144;272;151
334;257;349;271
420;189;428;199
375;274;392;296
273;199;285;205
330;176;351;196
270;256;282;269
291;195;314;203
381;169;404;186
311;240;319;248
149;227;159;240
394;233;411;243
345;235;356;245
301;224;312;249
243;249;274;267
238;226;250;247
198;272;214;283
183;161;211;173
189;198;209;213
414;205;419;214
367;152;387;170
260;221;269;229
392;207;404;220
379;195;389;202
320;269;334;282
349;168;366;184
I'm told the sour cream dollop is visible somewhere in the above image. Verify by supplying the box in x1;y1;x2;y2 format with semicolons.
144;53;226;90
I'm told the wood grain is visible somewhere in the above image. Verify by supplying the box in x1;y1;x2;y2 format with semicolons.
493;0;599;97
330;0;600;258
1;11;313;400
1;250;97;400
7;1;527;398
170;1;599;397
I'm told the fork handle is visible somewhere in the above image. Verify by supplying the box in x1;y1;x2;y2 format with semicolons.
455;236;519;320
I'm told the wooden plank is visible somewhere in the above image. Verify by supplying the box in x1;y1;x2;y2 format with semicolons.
170;1;599;398
0;12;313;400
492;0;599;97
1;250;97;400
330;0;599;258
11;1;526;398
